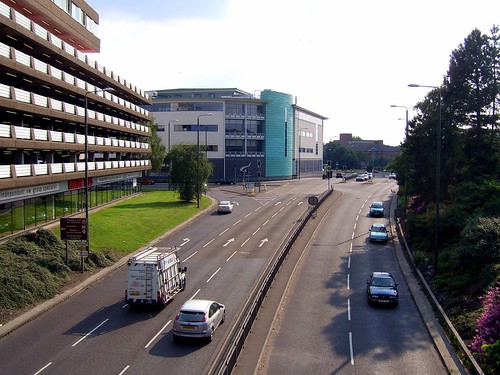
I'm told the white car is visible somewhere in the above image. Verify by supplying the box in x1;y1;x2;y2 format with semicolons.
217;200;234;214
172;299;226;342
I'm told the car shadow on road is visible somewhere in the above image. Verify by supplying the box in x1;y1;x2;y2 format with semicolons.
63;299;165;339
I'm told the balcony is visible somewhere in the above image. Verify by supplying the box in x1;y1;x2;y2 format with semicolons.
0;159;151;190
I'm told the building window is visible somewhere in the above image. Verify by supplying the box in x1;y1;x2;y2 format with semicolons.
225;119;244;134
226;139;244;152
71;2;84;25
53;0;69;12
226;103;245;116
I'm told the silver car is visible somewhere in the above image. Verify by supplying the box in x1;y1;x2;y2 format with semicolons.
172;299;226;342
217;200;234;214
369;223;389;243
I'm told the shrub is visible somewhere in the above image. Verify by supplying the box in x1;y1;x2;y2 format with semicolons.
470;283;500;374
412;251;430;269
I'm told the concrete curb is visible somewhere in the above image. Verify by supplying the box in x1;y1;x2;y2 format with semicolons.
0;195;217;339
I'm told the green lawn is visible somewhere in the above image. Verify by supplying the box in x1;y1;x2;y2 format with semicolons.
52;191;212;254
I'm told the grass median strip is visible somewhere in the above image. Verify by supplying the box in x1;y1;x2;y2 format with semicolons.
53;191;212;253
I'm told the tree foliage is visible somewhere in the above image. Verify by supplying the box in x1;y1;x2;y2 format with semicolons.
323;142;361;169
146;121;167;173
167;144;213;202
391;26;500;371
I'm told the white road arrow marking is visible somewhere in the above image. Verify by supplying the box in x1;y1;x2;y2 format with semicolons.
259;238;268;248
223;238;235;247
180;238;190;246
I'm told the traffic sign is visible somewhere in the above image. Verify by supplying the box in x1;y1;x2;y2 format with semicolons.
76;251;89;257
60;218;87;240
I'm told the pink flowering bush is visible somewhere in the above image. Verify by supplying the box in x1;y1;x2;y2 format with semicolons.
470;283;500;374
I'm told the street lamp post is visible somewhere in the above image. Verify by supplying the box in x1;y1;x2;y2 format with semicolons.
197;113;213;208
167;120;179;190
391;105;410;214
390;104;409;137
168;119;179;153
298;128;307;180
84;87;113;259
409;83;442;272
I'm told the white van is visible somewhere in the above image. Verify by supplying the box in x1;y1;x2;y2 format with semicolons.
125;247;186;307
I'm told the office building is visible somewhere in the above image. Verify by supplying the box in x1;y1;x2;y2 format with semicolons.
148;88;326;181
0;0;153;239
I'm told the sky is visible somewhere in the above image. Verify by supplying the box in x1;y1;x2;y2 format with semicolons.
86;0;500;146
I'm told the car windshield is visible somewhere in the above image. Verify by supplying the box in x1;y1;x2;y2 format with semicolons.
373;226;386;232
372;203;383;208
178;311;205;322
219;201;230;206
372;277;395;287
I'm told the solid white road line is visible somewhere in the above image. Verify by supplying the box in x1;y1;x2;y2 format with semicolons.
72;319;109;347
183;251;197;262
349;331;355;365
226;251;237;261
207;268;221;283
190;289;201;299
145;320;172;348
118;365;130;375
34;362;52;375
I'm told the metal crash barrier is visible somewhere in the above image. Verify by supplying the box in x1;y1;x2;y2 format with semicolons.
207;187;333;375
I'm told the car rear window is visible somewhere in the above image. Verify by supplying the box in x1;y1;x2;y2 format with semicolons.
372;202;383;208
179;311;205;322
372;277;395;287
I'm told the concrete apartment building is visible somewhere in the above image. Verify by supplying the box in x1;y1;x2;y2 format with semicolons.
148;88;327;181
0;0;153;239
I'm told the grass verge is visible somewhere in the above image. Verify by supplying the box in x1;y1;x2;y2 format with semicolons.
0;191;212;321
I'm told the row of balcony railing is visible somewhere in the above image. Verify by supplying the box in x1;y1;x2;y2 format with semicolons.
225;151;265;158
0;159;150;180
225;132;264;139
0;3;151;103
0;123;150;150
0;83;150;135
225;114;265;120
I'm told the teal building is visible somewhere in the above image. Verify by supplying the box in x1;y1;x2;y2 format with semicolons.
148;88;327;181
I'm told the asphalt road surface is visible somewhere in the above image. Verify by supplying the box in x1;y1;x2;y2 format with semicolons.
233;177;449;375
0;179;327;375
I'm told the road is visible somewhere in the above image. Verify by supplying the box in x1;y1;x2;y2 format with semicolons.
0;179;327;375
234;177;448;375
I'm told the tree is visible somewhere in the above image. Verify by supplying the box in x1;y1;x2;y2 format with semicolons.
145;121;166;174
323;142;360;169
167;144;213;203
446;28;498;180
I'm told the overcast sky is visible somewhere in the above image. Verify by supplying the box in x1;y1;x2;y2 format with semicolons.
86;0;500;146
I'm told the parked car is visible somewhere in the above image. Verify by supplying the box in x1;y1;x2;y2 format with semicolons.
388;173;396;179
366;272;399;306
369;223;388;243
369;201;384;217
217;201;234;214
356;174;366;182
172;299;226;342
336;172;343;178
214;178;235;185
140;178;155;185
